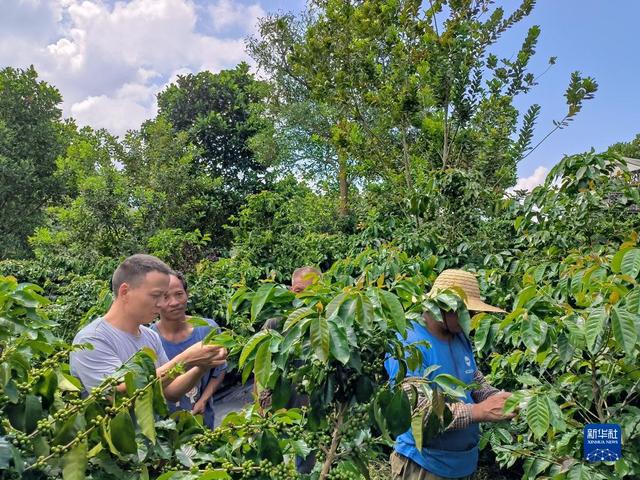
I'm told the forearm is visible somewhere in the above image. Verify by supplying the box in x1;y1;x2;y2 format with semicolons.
163;366;208;402
400;378;474;431
470;369;500;403
200;372;225;402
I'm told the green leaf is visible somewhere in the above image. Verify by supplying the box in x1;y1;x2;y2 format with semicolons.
585;307;607;354
280;322;302;354
0;437;19;470
310;315;330;363
110;410;137;454
328;319;350;364
283;307;314;331
422;300;443;323
474;317;491;352
326;292;348;320
567;463;595;480
411;412;424;451
258;431;283;464
526;394;550;439
385;389;411;437
557;332;575;363
134;387;156;443
514;285;537;310
251;283;276;322
187;317;210;327
521;315;545;353
238;330;270;369
198;470;232;479
621;248;640;278
433;374;467;399
24;394;43;434
503;390;527;415
62;440;87;480
254;341;272;387
356;294;374;328
611;306;638;356
380;289;406;336
175;445;196;467
625;288;640;314
227;287;248;321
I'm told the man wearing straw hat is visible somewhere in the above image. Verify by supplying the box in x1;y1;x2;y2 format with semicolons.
385;269;515;480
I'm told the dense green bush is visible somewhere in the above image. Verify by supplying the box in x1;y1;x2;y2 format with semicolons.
147;228;213;273
229;177;352;280
187;257;262;329
45;274;111;343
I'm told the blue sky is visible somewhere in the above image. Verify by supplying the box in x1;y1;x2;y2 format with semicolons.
1;0;638;188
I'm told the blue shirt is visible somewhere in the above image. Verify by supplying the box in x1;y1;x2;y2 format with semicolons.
151;319;226;428
384;321;480;478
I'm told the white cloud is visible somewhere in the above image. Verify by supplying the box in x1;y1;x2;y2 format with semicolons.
70;95;149;133
208;0;266;36
0;0;265;136
510;166;549;192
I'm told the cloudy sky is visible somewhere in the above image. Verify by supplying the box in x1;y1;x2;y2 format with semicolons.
1;0;639;189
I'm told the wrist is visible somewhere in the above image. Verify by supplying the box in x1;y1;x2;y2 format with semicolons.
470;403;482;422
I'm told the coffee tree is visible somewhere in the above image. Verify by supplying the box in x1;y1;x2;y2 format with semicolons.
224;248;487;479
473;241;640;479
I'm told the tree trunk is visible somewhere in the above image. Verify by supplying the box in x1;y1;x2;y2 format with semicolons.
442;104;450;169
401;124;413;191
338;151;349;217
319;404;346;480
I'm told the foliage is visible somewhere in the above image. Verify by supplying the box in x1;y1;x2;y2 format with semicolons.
222;247;454;479
607;132;640;160
475;240;640;479
0;66;69;257
148;228;212;274
45;275;111;344
157;63;274;247
187;256;262;330
229;177;352;281
0;275;311;480
249;0;597;222
1;2;636;479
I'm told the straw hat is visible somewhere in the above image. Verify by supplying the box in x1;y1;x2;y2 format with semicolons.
429;269;505;313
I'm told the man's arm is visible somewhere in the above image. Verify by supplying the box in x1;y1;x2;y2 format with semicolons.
108;342;227;401
470;369;501;403
400;371;514;432
156;345;227;402
193;371;225;414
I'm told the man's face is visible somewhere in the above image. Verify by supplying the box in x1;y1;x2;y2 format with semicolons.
122;271;170;324
290;272;317;293
442;309;462;334
159;274;189;322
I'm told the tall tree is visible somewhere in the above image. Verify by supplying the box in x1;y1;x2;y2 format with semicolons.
249;0;597;216
156;63;273;242
0;66;68;257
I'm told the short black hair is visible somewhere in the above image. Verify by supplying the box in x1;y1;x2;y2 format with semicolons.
170;270;188;292
111;254;171;297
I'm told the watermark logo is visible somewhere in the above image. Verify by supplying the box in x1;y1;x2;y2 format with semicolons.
583;424;621;462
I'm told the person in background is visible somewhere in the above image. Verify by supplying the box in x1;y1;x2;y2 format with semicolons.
70;254;226;403
257;266;321;474
152;270;226;428
385;269;515;480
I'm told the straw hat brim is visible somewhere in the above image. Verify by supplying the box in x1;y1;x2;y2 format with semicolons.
429;269;507;314
465;297;506;314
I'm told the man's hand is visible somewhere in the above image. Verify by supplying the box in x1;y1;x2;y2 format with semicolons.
470;391;516;423
178;341;228;369
192;399;206;415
